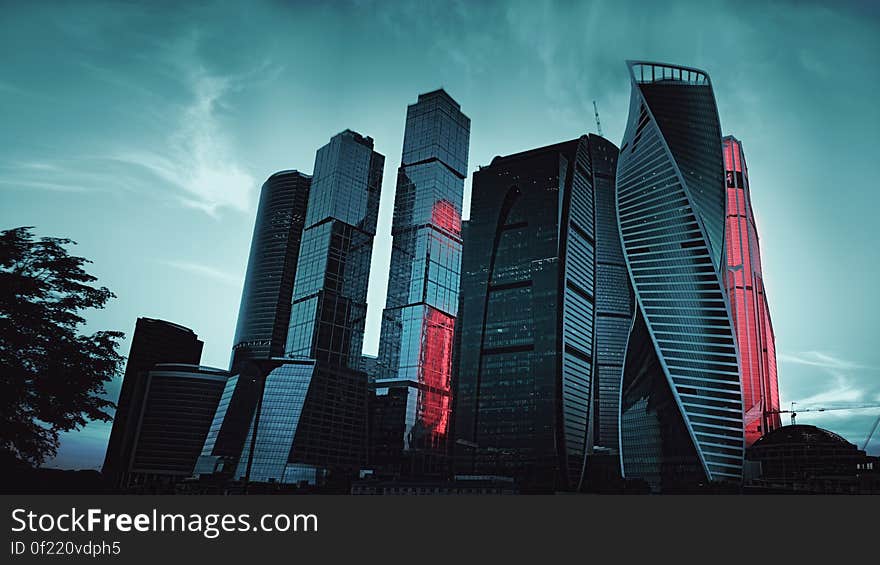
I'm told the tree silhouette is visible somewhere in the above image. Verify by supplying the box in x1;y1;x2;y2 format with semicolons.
0;227;124;466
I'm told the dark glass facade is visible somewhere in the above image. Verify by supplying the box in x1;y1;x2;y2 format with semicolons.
589;135;634;484
125;364;228;491
453;134;624;492
722;136;781;446
197;357;371;487
234;359;368;485
286;129;384;368
231;170;311;371
373;90;470;476
617;61;745;491
360;354;379;380
194;361;266;480
102;318;203;488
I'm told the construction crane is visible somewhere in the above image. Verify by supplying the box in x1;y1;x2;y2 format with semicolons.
768;402;880;426
863;413;880;451
593;100;603;137
765;402;880;450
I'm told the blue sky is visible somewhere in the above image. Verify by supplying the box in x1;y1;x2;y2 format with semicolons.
1;0;878;469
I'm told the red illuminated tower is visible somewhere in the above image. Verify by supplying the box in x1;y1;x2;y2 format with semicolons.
372;90;470;477
723;136;781;446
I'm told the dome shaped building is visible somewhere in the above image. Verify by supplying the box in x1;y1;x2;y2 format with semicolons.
746;425;879;493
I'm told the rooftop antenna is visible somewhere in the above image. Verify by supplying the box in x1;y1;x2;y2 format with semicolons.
593;100;603;137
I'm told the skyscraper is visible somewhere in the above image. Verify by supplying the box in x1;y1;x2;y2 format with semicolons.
231;170;311;370
453;134;625;492
372;89;470;476
723;136;781;446
616;61;745;491
194;170;311;485
103;318;203;488
198;130;382;487
286;129;384;368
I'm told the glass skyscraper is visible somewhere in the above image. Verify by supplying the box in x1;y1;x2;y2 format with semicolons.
616;61;745;491
103;317;203;489
198;130;382;487
372;89;470;477
231;170;311;371
723;135;780;446
196;169;314;485
246;129;382;485
453;134;626;493
193;361;265;482
286;129;384;368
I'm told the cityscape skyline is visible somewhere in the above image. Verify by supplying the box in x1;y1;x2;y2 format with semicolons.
2;0;879;470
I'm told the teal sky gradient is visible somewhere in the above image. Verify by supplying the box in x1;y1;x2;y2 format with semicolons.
2;0;878;468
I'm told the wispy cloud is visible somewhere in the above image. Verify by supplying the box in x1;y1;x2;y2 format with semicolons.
0;81;25;95
778;351;870;371
792;372;865;406
15;161;61;172
779;350;878;412
0;179;92;193
159;259;242;287
0;158;141;195
77;60;161;102
1;30;265;216
112;64;257;216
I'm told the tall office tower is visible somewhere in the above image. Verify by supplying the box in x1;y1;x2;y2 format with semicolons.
197;131;382;488
231;170;311;371
453;134;623;493
616;61;745;491
285;129;384;368
723;136;780;446
373;89;470;477
124;364;228;492
194;171;312;485
102;318;203;488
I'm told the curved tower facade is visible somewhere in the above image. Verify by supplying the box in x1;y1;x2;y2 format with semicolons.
231;170;311;370
454;134;626;492
589;134;634;484
616;61;745;490
722;136;780;445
